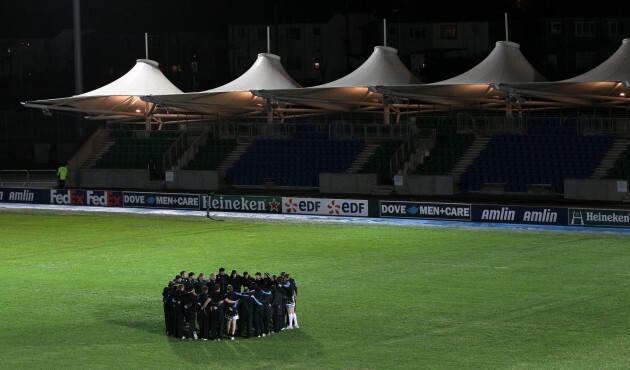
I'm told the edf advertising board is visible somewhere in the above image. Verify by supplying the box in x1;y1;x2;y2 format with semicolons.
282;197;368;217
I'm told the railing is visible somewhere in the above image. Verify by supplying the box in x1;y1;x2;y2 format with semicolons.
0;170;57;188
67;127;109;170
176;127;209;170
162;131;189;171
456;114;525;133
329;122;415;140
388;129;436;178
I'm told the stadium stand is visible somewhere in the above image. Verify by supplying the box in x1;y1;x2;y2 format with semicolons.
607;148;630;180
359;140;403;184
185;136;237;170
95;130;183;172
459;118;613;193
413;118;475;175
228;131;364;187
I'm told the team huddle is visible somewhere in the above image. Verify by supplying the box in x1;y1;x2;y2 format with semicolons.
162;268;299;340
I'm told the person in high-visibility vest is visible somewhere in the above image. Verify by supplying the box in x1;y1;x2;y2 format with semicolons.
56;165;68;188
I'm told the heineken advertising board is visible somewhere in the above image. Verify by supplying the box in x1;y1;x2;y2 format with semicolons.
203;195;282;213
568;208;630;228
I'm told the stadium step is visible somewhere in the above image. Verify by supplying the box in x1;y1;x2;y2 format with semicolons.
370;185;394;196
144;180;166;190
590;139;630;179
217;142;252;186
82;141;116;169
346;144;380;173
448;136;491;191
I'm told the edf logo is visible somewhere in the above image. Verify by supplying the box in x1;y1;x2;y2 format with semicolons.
284;198;321;213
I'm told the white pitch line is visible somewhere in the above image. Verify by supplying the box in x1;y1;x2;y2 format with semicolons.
416;262;509;269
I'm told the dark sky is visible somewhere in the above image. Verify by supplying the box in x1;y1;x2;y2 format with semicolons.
2;0;629;39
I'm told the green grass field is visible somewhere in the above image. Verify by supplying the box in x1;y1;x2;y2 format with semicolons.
1;208;629;369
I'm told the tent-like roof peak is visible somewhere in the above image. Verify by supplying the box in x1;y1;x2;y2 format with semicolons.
136;59;160;68
315;45;420;88
206;53;301;92
433;40;546;85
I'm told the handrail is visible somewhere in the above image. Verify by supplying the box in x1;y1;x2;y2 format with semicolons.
162;131;189;171
388;128;436;179
176;127;209;170
0;170;57;188
67;127;109;170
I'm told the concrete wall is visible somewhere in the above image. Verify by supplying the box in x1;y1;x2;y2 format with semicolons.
564;178;628;202
165;170;219;191
67;169;148;189
395;175;454;196
319;173;377;194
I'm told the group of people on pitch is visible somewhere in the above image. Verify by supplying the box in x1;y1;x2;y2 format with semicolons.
162;268;299;341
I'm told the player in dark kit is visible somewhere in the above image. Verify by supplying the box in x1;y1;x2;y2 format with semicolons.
208;284;225;340
271;283;286;333
183;285;198;339
197;286;210;340
173;284;186;339
228;270;241;293
162;282;176;336
216;268;228;293
239;287;253;338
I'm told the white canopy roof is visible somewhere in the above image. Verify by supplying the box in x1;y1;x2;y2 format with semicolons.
143;53;301;115
372;41;547;108
492;38;630;107
254;46;420;111
22;59;183;117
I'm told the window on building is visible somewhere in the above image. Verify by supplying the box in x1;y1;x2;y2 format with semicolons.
575;22;596;37
547;53;559;73
313;27;321;36
470;24;480;36
120;36;132;49
388;27;397;35
237;28;246;38
575;52;598;70
440;25;458;39
609;20;630;36
550;22;563;34
287;56;301;71
408;26;425;39
287;28;301;40
257;28;267;40
150;36;163;49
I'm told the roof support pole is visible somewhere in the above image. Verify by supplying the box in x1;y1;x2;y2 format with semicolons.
73;0;83;94
145;101;151;131
384;104;391;125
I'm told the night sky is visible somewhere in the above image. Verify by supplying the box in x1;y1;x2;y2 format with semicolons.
3;1;628;38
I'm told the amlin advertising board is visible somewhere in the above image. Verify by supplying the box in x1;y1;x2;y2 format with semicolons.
471;204;567;225
0;187;44;204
